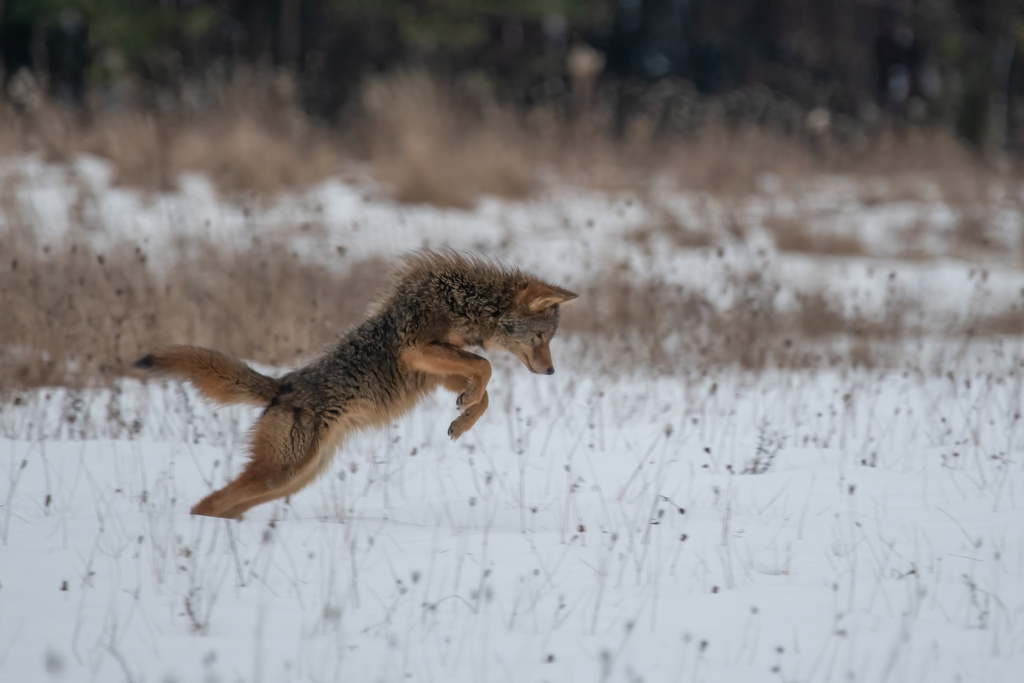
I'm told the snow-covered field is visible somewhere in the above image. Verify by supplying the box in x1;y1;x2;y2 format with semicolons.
4;368;1024;682
3;157;1024;681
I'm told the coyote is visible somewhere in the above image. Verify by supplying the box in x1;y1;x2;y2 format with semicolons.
133;251;577;519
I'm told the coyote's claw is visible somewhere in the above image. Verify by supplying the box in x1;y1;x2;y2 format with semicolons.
448;415;467;440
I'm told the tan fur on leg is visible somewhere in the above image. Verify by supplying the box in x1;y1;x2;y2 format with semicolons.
191;406;330;519
402;343;492;438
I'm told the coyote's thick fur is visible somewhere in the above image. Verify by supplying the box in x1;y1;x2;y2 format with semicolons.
134;251;577;519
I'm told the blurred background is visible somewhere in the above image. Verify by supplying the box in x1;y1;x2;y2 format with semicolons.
1;1;1016;130
5;1;1024;390
2;1;1022;191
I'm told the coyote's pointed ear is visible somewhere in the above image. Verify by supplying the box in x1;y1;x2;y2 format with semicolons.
516;281;578;312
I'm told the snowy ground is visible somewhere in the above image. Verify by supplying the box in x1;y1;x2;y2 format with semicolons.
3;156;1024;681
3;367;1024;682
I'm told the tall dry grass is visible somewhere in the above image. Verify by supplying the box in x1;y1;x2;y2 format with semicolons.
1;68;1007;206
0;68;340;196
1;230;388;391
357;72;537;207
5;223;1024;393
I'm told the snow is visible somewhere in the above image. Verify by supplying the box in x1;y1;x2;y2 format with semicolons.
3;367;1023;682
3;156;1024;681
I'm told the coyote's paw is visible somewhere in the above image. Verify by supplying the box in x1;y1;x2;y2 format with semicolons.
448;415;472;440
448;390;489;440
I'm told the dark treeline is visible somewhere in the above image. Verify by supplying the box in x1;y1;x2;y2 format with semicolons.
2;0;1023;151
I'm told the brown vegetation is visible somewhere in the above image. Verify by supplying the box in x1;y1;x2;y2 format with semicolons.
4;224;1022;393
357;72;537;207
764;215;866;257
1;231;388;391
0;70;1009;207
0;69;341;196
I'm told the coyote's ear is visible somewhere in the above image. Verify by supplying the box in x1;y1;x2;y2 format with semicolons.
516;281;578;312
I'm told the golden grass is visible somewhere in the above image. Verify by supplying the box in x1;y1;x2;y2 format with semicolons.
5;225;1024;392
357;72;536;207
1;231;388;391
1;69;1007;209
0;69;342;196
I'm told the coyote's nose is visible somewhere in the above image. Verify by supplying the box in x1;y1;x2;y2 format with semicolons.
545;367;555;375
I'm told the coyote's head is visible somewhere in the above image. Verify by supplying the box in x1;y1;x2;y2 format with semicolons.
489;281;578;375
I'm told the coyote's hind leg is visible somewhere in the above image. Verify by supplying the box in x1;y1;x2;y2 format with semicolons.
191;406;329;519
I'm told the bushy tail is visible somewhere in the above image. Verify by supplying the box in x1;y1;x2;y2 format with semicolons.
132;345;278;406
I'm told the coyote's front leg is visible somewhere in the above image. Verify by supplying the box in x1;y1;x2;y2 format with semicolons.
401;343;492;439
